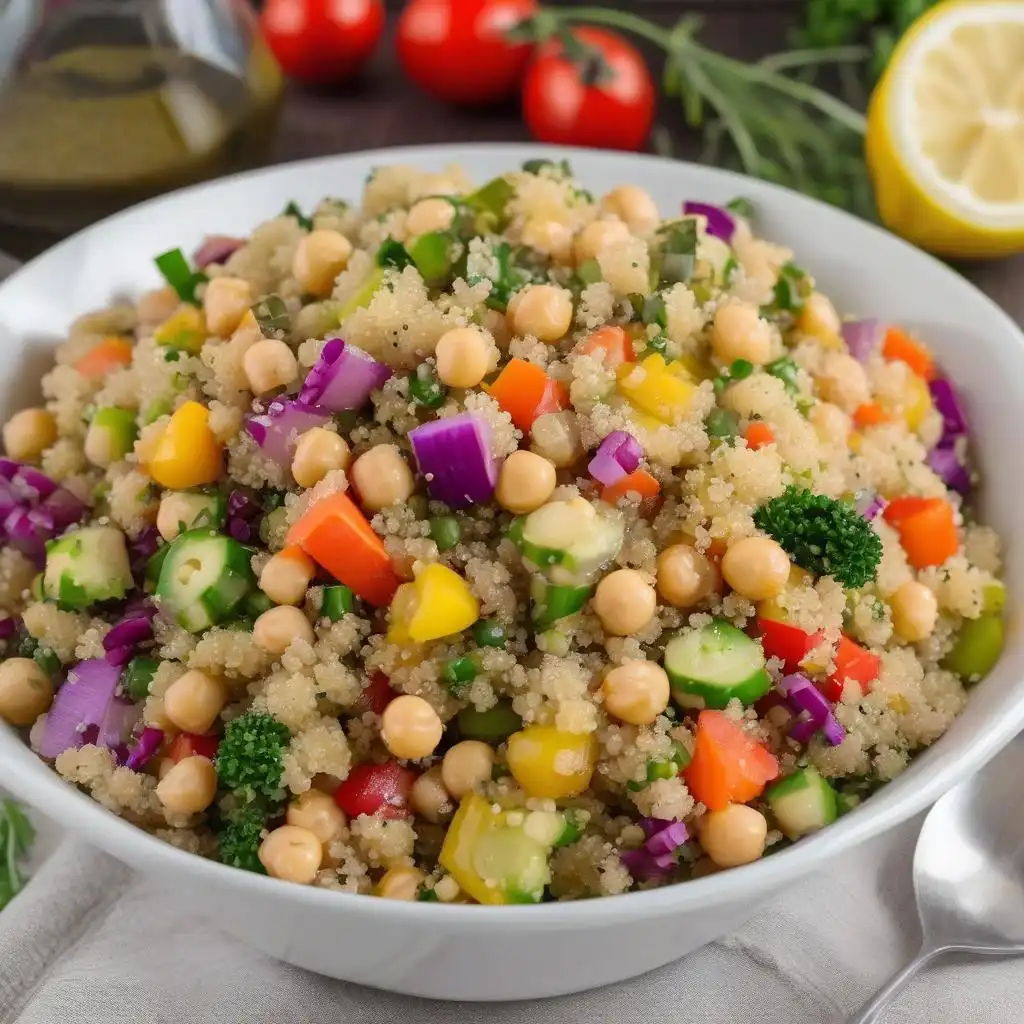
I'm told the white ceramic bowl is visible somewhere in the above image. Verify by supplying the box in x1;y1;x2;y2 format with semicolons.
1;145;1022;1001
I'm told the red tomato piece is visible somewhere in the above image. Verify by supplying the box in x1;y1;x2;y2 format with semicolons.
168;732;219;763
522;27;656;151
334;762;417;819
757;617;825;675
821;636;881;702
356;671;395;716
396;0;538;106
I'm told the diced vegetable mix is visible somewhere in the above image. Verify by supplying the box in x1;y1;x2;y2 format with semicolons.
0;161;1005;904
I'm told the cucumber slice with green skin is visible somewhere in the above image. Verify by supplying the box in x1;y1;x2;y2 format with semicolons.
321;585;354;621
169;491;226;533
516;497;624;586
155;529;255;633
835;791;861;817
664;619;771;709
407;231;451;286
530;576;593;632
43;526;133;610
337;266;386;322
457;700;522;744
943;614;1004;682
766;767;838;839
85;407;137;467
121;656;160;702
472;826;549;904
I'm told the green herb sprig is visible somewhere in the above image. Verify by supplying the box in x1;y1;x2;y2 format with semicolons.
0;798;35;911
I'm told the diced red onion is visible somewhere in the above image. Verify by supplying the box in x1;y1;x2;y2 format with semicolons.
0;616;19;640
841;319;884;363
929;377;969;446
0;463;85;563
4;507;50;566
821;714;846;747
103;612;155;665
129;526;161;577
619;846;676;881
779;673;832;723
645;820;689;856
637;816;674;840
297;337;392;412
682;202;735;242
246;399;330;467
409;412;497;509
193;235;245;268
927;445;971;494
788;714;819;745
39;658;122;759
99;697;140;749
226;488;264;543
0;459;18;481
855;492;887;521
588;430;643;487
125;726;164;771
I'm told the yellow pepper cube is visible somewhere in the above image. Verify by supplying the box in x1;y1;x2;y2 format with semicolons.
388;563;479;644
506;726;596;800
616;354;695;425
154;306;207;354
901;371;932;433
148;401;223;489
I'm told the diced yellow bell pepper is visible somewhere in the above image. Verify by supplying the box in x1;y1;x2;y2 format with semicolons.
387;562;479;644
148;401;223;489
901;371;932;433
796;294;844;350
616;354;696;425
506;726;596;800
154;306;207;354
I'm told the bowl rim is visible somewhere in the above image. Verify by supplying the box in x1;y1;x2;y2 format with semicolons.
2;141;1023;928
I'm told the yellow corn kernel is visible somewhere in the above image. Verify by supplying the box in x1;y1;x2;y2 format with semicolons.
148;401;223;489
888;693;911;714
388;563;479;645
506;726;596;800
902;372;932;433
154;306;207;354
616;354;696;425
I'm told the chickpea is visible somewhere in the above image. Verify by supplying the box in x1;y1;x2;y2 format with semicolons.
800;292;841;338
3;408;57;463
521;219;574;263
243;338;298;396
712;301;773;366
162;669;227;735
600;661;670;726
593;569;657;636
259;547;317;606
722;537;791;601
156;493;200;542
156;755;218;815
809;401;851;448
376;865;425;900
259;824;323;884
600;186;661;236
350;444;415;512
0;657;53;726
657;544;719;608
507;284;574;342
380;695;443;761
203;276;253;337
287;789;347;846
441;741;495;799
410;766;454;823
529;410;584;468
434;875;462;902
253;606;315;656
891;580;939;643
574;219;631;265
816;352;871;412
700;805;768;868
480;308;512;351
495;450;557;514
83;421;122;469
137;286;180;325
292;427;351;489
292;229;353;297
406;197;456;237
435;326;493;389
408;173;459;202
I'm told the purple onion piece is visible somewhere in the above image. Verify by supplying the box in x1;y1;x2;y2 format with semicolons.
682;201;736;242
99;697;140;750
125;726;165;772
778;673;833;724
39;659;122;759
129;526;161;577
929;377;969;446
297;336;392;412
13;465;57;502
645;820;689;856
821;713;846;747
245;399;331;468
788;713;820;745
588;430;644;487
841;319;884;364
193;235;245;268
226;488;264;544
619;847;675;881
409;412;497;509
0;459;19;481
0;616;19;640
855;492;888;521
927;446;971;494
637;817;675;840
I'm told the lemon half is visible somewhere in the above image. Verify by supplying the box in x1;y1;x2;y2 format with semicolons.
867;0;1024;258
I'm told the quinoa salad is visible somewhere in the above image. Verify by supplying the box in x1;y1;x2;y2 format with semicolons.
0;160;1006;904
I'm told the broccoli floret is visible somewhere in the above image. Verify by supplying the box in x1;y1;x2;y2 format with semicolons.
753;486;882;588
215;712;290;803
217;803;268;874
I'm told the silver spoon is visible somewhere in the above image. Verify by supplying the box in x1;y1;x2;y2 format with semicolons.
850;735;1024;1023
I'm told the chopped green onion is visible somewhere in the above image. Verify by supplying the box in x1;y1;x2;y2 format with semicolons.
722;256;739;285
121;656;160;702
407;231;451;286
443;656;478;695
33;647;60;679
154;248;207;305
726;196;754;219
643;335;668;359
577;259;603;286
464;176;515;231
657;220;698;285
417;888;439;902
283;201;313;231
321;585;354;621
429;516;462;552
251;295;290;340
408;363;447;408
706;408;739;440
377;239;414;270
642;293;668;328
244;591;275;618
473;619;507;648
521;158;573;177
770;263;809;314
766;355;801;395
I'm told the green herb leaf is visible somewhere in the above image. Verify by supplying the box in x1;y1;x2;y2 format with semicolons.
154;248;207;305
283;201;313;231
251;295;291;340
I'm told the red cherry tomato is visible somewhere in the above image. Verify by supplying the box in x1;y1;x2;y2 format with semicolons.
396;0;538;106
334;762;416;819
260;0;385;85
522;27;655;151
168;732;219;764
757;617;825;675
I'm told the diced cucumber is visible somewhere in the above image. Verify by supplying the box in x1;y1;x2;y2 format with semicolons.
521;808;590;848
553;808;589;847
155;529;255;633
517;497;624;585
121;656;160;702
43;526;133;610
530;576;593;632
407;231;451;286
983;583;1006;615
321;585;354;621
664;619;771;709
457;700;522;744
766;767;838;839
338;267;386;322
166;491;226;534
835;791;861;817
943;614;1004;682
243;590;274;617
84;407;137;467
145;542;170;586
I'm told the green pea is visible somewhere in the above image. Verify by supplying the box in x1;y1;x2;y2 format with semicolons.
473;619;507;648
706;407;739;440
729;359;754;380
409;364;447;408
443;656;477;696
430;515;462;551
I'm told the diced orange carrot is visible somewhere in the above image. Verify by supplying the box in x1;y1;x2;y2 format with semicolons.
288;491;400;606
683;710;779;811
600;468;661;504
575;325;635;369
853;402;890;428
883;496;958;569
74;336;134;378
744;421;775;450
487;358;569;431
821;636;881;702
882;327;936;382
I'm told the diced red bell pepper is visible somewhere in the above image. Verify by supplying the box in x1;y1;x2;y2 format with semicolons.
355;671;395;716
334;761;416;819
822;635;881;702
757;617;825;675
168;732;219;763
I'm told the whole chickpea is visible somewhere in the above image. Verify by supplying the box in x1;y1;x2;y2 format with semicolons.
253;606;315;656
495;450;557;514
376;865;425;900
657;544;719;608
809;401;852;448
292;229;353;297
156;493;204;542
529;410;584;468
434;326;493;389
574;219;631;265
204;276;253;337
600;186;661;236
408;173;459;201
711;301;773;366
0;657;53;726
593;569;657;636
381;695;443;760
700;805;768;868
156;755;218;815
441;740;494;799
520;219;574;263
600;661;670;726
350;444;415;512
891;580;939;643
287;789;348;846
480;308;512;351
292;427;351;489
3;408;57;462
162;669;227;735
410;766;454;823
816;352;871;412
507;284;574;342
259;547;317;606
259;824;323;884
722;537;791;601
243;338;298;395
406;197;456;237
